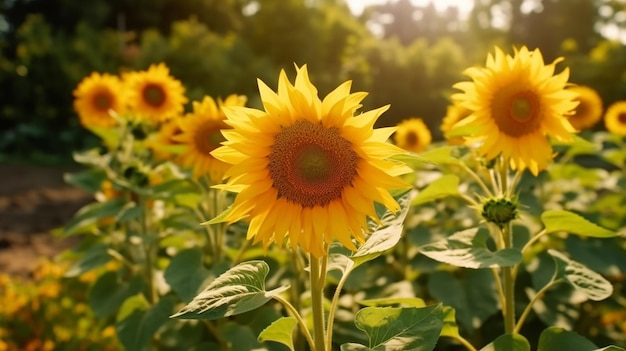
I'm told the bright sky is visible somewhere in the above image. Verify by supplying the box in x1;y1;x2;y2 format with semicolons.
345;0;474;16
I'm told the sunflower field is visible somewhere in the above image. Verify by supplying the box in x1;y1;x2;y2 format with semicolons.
1;1;626;351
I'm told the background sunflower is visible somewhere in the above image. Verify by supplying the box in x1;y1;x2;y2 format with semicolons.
604;100;626;135
73;72;126;128
567;85;603;131
394;117;432;152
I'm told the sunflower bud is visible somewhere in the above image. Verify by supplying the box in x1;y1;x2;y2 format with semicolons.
481;197;517;227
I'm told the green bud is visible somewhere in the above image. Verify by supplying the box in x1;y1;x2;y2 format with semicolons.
481;197;517;227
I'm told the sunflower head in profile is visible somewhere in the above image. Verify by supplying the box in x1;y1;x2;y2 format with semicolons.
567;85;603;131
440;103;472;145
73;72;126;128
604;100;626;136
211;65;411;257
124;63;188;123
394;117;432;152
174;95;247;183
452;46;579;175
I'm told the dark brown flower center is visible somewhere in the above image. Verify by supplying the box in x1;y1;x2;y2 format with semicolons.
404;131;418;146
493;88;541;137
93;91;113;111
268;120;359;208
194;121;226;155
142;83;166;107
618;112;626;124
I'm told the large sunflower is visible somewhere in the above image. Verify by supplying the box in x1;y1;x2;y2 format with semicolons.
175;95;247;182
211;65;410;257
124;63;187;123
394;117;432;152
146;116;184;161
604;100;626;135
440;103;472;144
567;85;603;131
73;72;126;128
452;46;579;175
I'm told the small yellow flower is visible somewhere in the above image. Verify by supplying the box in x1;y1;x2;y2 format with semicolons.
394;117;432;152
146;116;184;161
212;65;411;257
440;103;472;145
604;100;626;135
452;46;579;175
567;85;603;131
124;63;188;123
175;95;247;182
73;72;126;128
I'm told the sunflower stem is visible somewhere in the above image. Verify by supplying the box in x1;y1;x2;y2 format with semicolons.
309;254;327;351
501;223;516;334
514;279;565;333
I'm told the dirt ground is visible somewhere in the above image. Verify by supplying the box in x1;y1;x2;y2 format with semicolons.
0;163;91;277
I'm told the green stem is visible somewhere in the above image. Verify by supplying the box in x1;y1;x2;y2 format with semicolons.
491;267;506;312
514;279;565;333
460;162;494;197
140;195;157;304
454;334;478;351
273;294;315;351
309;254;327;351
512;229;548;280
501;224;515;334
326;264;354;351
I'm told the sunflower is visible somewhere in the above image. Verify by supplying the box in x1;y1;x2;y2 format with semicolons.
146;116;184;161
124;63;188;123
567;85;603;131
604;100;626;135
174;95;247;182
440;103;472;144
211;65;411;257
452;46;579;175
73;72;126;128
394;117;432;152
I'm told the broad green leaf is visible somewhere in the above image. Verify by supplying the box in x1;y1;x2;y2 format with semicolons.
342;304;444;351
117;295;176;351
170;260;289;320
352;191;411;267
327;253;355;275
560;134;598;158
440;306;460;339
541;210;617;237
221;322;267;351
258;317;297;351
420;228;522;269
63;198;126;235
65;243;111;277
392;146;459;167
88;126;122;149
480;334;530;351
548;250;613;301
537;327;597;351
89;272;144;318
115;202;143;222
164;248;211;302
358;297;425;308
411;174;460;206
593;347;626;351
63;169;106;193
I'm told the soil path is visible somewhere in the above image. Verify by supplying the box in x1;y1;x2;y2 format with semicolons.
0;163;91;277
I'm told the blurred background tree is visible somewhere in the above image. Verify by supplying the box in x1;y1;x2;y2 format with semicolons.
1;0;625;163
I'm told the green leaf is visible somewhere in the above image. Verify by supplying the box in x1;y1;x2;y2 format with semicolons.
89;272;144;318
164;248;211;302
63;169;106;193
593;347;626;351
411;174;460;206
440;306;460;339
420;228;522;269
541;210;618;237
351;190;412;267
392;146;459;168
480;334;530;351
64;243;111;277
170;260;289;320
358;297;425;308
341;304;444;351
258;317;297;351
115;202;143;222
548;250;613;301
117;295;176;351
63;198;126;235
537;327;597;351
